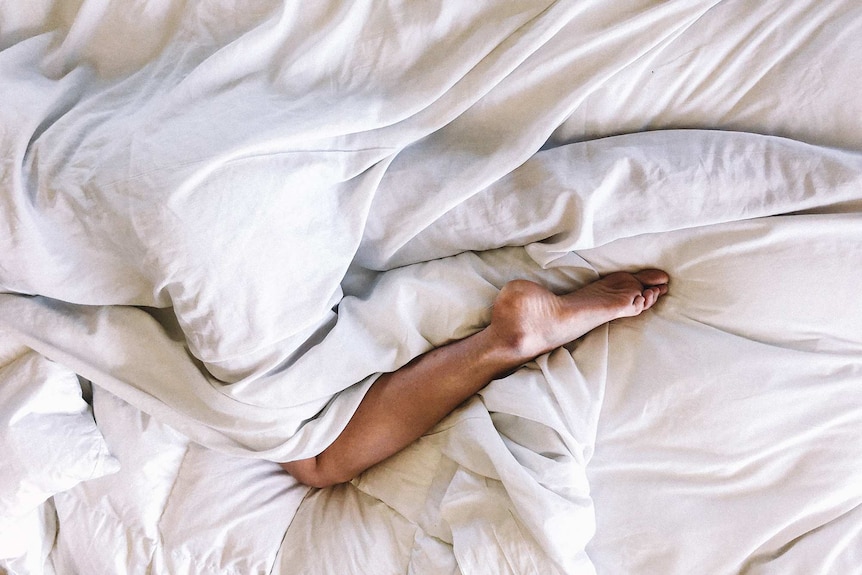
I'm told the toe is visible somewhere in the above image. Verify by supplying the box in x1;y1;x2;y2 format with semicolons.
642;286;661;309
634;269;669;287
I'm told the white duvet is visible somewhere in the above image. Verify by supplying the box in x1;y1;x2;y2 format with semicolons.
1;1;862;574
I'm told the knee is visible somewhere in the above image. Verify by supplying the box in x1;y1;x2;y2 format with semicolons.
280;458;353;489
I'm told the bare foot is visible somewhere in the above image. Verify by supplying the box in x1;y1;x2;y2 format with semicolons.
488;270;669;362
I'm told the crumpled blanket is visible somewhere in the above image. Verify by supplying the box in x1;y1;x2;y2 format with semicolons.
3;1;862;572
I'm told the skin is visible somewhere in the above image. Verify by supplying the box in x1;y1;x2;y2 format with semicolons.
281;269;669;488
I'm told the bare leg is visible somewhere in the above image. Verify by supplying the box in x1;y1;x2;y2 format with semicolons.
281;270;669;487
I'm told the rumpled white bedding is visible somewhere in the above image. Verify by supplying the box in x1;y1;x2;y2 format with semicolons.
1;0;861;574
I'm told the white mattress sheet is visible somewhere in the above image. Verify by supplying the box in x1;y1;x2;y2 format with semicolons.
584;215;862;573
49;386;310;575
11;134;861;574
1;1;862;574
42;207;862;575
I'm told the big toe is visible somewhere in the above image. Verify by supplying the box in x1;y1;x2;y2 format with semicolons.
633;269;669;287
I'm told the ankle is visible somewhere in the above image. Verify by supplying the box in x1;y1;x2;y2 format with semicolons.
469;324;534;377
483;322;545;367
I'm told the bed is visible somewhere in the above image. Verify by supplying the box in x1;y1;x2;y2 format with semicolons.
1;1;861;573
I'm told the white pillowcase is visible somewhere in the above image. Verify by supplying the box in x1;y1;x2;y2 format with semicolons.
0;350;119;531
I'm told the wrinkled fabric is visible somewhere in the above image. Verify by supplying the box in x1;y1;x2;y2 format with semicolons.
2;1;862;573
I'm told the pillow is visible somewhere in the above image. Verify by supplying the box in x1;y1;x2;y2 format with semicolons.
0;350;119;530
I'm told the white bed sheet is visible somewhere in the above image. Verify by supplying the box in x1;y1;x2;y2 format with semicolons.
2;1;862;574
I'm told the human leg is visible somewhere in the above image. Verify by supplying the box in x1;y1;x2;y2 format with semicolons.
281;269;668;487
